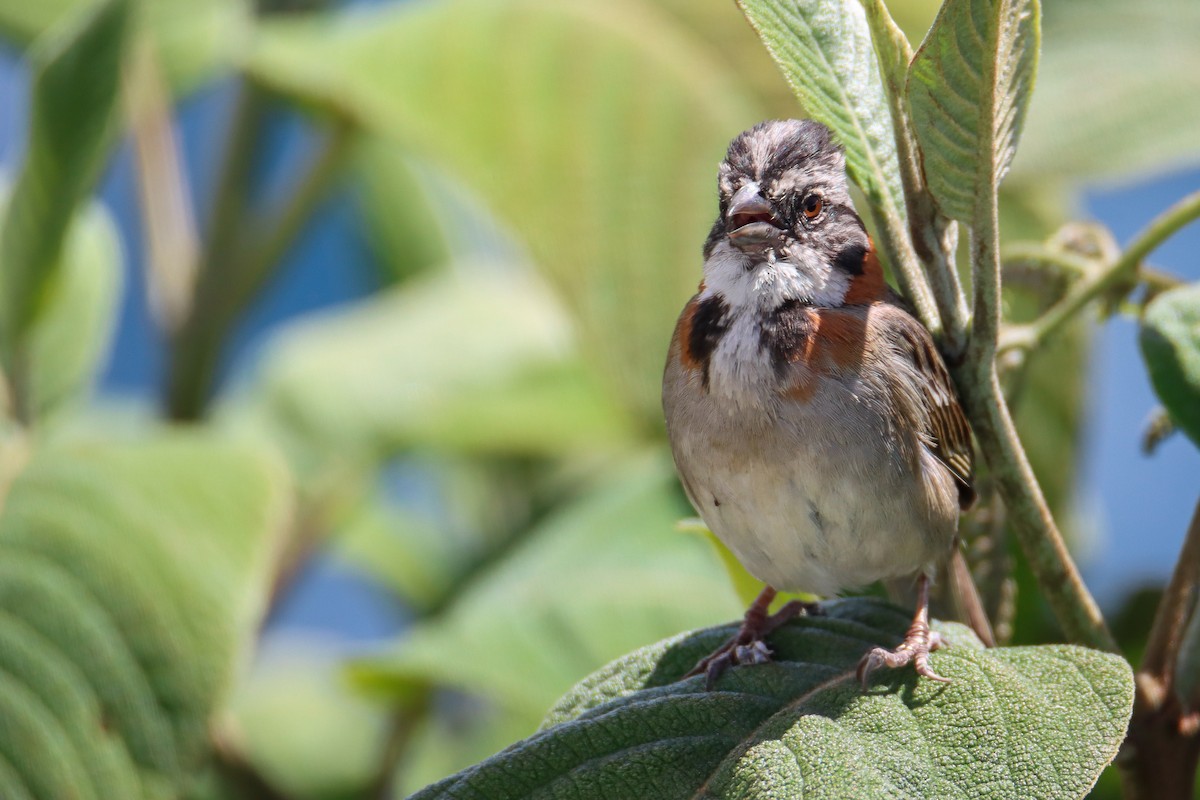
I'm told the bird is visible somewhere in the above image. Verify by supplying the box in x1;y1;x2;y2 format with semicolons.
662;119;975;689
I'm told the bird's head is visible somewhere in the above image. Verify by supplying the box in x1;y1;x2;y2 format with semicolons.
701;119;878;309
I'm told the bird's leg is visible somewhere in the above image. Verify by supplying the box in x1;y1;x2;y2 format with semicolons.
684;586;817;689
857;573;950;688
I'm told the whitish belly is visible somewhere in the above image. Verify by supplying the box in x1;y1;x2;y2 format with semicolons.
668;392;953;596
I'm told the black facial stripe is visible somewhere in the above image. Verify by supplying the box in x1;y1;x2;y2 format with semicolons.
833;241;867;275
758;298;815;376
688;295;730;390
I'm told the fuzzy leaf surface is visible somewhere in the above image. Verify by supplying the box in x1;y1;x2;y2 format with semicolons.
1140;283;1200;448
735;0;916;289
414;599;1132;800
0;436;290;798
907;0;1039;223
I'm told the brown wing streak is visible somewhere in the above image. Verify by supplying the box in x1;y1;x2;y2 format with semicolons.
891;314;976;510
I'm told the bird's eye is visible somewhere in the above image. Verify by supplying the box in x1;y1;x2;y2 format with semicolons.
800;193;824;221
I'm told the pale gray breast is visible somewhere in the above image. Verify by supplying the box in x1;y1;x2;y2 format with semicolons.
662;314;959;595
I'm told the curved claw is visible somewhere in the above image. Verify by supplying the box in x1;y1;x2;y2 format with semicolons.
857;575;950;689
682;588;815;689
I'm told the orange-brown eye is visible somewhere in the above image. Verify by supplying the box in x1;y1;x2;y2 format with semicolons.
801;193;823;220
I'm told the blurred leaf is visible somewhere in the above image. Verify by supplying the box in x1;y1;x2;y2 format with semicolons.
1012;0;1200;183
0;0;129;394
0;190;123;421
735;0;911;266
644;0;795;114
353;138;451;284
334;496;463;612
0;435;290;797
907;0;1039;223
0;0;250;92
413;600;1132;800
1140;283;1200;449
352;455;742;793
242;268;634;470
232;642;388;800
248;0;757;420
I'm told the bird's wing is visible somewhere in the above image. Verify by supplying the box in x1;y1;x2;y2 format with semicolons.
887;308;976;510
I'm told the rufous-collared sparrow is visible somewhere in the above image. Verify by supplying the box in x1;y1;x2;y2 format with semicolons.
662;119;975;688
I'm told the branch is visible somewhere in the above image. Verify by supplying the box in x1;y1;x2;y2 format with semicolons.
163;90;353;420
123;36;199;333
961;174;1117;654
1001;190;1200;355
1117;497;1200;800
226;116;353;315
164;78;267;420
1141;497;1200;694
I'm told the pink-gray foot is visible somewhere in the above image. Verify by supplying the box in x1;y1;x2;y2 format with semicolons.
857;573;951;688
685;586;817;690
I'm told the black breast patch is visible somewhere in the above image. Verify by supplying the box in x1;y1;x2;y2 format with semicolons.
758;299;816;375
686;295;730;390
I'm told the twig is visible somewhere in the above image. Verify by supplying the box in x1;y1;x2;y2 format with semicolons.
164;78;267;420
163;90;353;420
123;36;199;333
961;173;1117;654
1117;497;1200;800
226;116;353;315
1141;497;1200;694
1002;190;1200;355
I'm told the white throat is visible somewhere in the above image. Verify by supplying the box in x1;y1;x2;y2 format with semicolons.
699;240;848;311
696;240;848;411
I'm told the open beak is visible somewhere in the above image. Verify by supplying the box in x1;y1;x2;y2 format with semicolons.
726;182;782;246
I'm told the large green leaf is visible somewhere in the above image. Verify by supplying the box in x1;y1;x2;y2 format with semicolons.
1140;283;1200;449
733;0;937;322
352;455;742;793
735;0;905;233
0;190;123;421
907;0;1040;224
353;138;452;284
0;0;129;391
0;0;250;92
232;643;389;800
238;268;634;473
247;0;756;420
0;435;290;798
414;599;1133;800
1012;0;1200;182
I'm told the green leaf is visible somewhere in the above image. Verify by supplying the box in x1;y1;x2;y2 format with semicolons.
0;0;250;92
247;0;756;420
0;0;130;381
1012;0;1200;182
0;188;123;421
734;0;930;302
736;0;903;226
353;138;452;284
239;268;634;469
414;599;1132;800
351;455;742;793
0;435;290;797
232;645;389;800
1140;283;1200;449
907;0;1040;223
